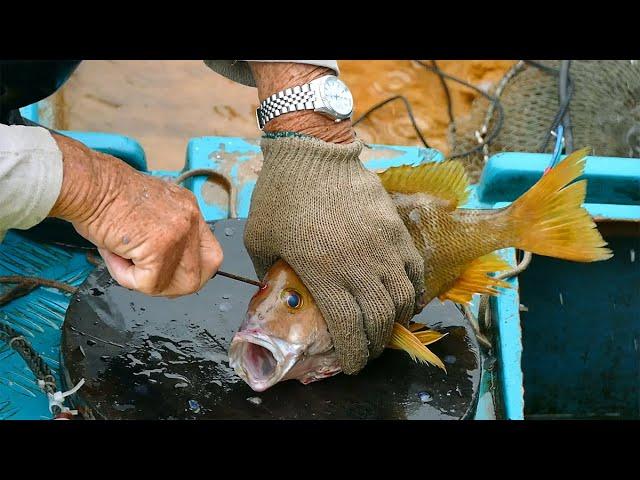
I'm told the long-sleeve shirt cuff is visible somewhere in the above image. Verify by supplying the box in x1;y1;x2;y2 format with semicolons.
0;124;63;242
203;60;339;87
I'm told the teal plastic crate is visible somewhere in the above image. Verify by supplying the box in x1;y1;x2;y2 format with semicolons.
473;152;640;419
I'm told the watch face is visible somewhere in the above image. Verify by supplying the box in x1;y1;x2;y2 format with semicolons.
321;77;353;117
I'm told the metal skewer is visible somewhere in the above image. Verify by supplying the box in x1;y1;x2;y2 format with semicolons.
215;270;264;288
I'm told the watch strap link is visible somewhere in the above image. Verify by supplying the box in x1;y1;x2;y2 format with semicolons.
256;84;316;129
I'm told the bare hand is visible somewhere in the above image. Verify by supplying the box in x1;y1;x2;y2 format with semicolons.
49;134;223;297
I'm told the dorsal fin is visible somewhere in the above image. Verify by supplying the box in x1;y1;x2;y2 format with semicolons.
378;160;470;208
438;252;513;305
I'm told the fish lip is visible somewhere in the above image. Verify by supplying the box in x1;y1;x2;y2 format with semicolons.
229;330;304;392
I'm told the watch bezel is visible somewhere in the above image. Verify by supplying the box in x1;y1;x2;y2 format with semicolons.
310;75;354;121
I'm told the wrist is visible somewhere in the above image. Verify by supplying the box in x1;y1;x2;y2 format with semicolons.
49;134;121;223
260;134;363;173
250;62;355;145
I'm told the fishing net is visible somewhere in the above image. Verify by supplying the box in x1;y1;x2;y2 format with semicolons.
450;60;640;182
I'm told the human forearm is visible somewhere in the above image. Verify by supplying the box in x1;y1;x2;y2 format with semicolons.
48;133;122;224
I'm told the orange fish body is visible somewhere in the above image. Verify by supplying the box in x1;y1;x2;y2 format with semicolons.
379;147;611;306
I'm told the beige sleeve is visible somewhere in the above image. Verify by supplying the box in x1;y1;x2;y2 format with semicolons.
203;60;339;87
0;124;63;242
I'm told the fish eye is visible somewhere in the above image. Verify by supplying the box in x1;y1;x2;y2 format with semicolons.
281;289;303;309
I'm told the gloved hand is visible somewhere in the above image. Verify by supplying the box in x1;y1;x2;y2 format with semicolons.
244;134;425;374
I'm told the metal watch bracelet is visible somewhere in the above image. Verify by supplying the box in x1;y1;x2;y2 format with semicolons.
256;84;317;130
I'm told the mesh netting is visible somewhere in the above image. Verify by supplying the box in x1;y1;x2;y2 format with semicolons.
450;60;640;182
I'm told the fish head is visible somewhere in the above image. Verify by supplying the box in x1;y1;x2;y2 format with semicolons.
229;259;342;392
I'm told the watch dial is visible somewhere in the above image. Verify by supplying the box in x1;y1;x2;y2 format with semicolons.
322;77;353;116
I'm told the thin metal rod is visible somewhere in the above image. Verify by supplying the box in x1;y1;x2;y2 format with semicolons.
215;270;263;288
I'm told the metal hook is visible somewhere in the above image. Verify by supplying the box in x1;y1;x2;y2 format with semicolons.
174;169;261;287
174;168;237;219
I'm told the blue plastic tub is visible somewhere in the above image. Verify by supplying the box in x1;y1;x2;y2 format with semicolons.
472;153;640;419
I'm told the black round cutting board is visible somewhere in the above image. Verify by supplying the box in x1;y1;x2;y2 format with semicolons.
61;219;481;420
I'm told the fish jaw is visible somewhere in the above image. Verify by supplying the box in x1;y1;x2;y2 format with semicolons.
229;329;306;392
282;351;342;385
229;328;343;391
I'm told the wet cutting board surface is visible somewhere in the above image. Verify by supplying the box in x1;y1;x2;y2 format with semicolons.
62;219;481;419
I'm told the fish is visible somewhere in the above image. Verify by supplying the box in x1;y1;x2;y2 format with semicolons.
229;259;448;392
229;147;612;392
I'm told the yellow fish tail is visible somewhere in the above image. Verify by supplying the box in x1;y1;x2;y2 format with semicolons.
387;322;447;372
507;147;613;262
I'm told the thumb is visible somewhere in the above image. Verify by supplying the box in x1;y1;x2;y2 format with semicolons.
99;248;137;291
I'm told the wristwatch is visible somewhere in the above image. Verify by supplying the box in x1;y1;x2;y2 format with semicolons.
256;75;354;130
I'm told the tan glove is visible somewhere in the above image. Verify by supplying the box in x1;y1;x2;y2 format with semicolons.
244;134;425;374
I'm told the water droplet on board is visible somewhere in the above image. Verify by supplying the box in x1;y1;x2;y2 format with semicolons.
418;391;431;403
188;399;201;413
149;351;162;362
444;355;457;365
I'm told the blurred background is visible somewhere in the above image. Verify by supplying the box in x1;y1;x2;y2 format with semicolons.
49;60;516;171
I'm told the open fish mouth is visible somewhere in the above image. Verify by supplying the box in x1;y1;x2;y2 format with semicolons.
229;330;304;392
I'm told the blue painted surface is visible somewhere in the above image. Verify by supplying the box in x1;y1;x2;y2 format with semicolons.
0;235;92;419
184;136;443;220
519;235;640;418
19;104;39;123
15;101;147;172
477;152;640;207
60;131;148;172
492;249;524;420
477;151;640;419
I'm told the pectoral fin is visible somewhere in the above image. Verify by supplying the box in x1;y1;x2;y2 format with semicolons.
387;323;447;372
438;252;513;305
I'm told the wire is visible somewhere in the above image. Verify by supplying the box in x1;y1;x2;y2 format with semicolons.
351;60;507;160
413;60;505;159
353;95;431;149
431;60;455;128
524;60;575;153
523;60;559;75
559;60;574;152
539;75;574;152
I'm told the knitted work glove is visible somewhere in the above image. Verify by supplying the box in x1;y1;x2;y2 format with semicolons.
244;134;424;374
